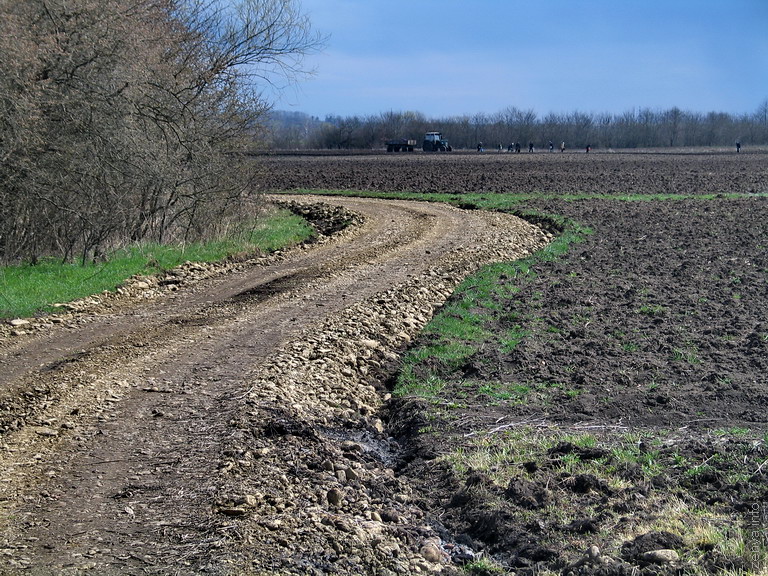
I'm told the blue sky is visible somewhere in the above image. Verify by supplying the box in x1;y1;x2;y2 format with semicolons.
268;0;768;119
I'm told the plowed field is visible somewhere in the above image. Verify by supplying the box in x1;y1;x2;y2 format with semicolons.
1;149;767;576
257;149;768;575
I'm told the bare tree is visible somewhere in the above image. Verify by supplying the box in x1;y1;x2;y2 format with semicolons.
498;106;537;147
663;107;683;147
754;99;768;143
0;0;322;264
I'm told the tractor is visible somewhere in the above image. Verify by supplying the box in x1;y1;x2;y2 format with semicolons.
422;131;452;152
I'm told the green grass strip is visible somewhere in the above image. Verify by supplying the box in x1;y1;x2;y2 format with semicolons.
280;188;764;208
0;209;313;319
392;211;591;400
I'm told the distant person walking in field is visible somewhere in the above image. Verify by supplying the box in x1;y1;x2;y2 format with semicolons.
560;141;565;153
515;142;521;153
528;141;534;153
736;141;741;153
548;141;554;152
586;144;591;153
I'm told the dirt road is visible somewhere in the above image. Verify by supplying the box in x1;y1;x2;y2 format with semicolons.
0;196;549;575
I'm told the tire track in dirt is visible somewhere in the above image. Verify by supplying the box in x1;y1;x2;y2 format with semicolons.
0;196;549;574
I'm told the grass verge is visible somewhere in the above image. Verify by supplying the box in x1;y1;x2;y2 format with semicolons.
0;207;313;319
393;213;590;402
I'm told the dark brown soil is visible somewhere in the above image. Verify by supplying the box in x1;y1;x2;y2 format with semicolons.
465;196;768;429
258;150;768;575
395;195;768;575
255;148;768;196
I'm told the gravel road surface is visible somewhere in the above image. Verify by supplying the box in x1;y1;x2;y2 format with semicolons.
0;196;548;575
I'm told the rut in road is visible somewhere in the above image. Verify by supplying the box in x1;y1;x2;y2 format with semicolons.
0;196;550;575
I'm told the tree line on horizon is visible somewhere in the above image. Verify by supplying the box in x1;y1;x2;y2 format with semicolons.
0;0;320;265
267;102;768;151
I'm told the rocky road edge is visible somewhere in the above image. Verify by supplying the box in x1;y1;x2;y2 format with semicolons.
209;204;551;574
